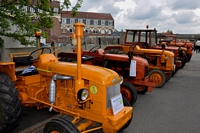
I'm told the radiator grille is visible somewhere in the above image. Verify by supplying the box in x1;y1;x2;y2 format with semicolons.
106;83;120;109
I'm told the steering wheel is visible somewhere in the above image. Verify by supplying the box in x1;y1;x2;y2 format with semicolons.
88;45;101;52
28;48;51;62
129;43;137;51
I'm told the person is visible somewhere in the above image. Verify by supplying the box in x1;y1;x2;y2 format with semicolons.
195;40;200;53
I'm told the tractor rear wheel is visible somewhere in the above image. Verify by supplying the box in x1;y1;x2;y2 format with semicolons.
0;72;22;132
177;57;185;69
44;118;80;133
119;96;133;131
121;82;137;105
148;69;166;88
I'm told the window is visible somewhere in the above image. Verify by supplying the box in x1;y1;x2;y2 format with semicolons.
30;7;35;13
86;19;90;25
85;28;90;34
78;19;82;23
98;20;101;25
101;20;105;26
22;6;27;12
108;21;113;26
83;19;86;24
62;27;66;33
90;20;94;25
101;29;105;34
70;19;75;24
93;28;98;34
105;21;108;26
62;18;66;24
66;18;70;24
108;29;112;34
53;7;59;13
75;19;78;23
69;27;74;33
94;20;98;25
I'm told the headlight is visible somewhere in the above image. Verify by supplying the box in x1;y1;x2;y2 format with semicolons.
120;76;123;84
78;89;88;101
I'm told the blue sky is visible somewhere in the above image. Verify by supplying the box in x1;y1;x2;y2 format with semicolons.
62;0;200;34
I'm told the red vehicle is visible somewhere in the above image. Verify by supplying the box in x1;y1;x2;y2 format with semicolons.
58;46;156;105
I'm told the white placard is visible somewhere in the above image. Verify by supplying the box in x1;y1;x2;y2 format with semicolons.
110;93;124;115
130;60;136;77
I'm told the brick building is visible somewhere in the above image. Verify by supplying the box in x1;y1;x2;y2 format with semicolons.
46;8;115;45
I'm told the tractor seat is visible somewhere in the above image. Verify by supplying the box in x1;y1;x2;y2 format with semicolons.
10;53;38;76
13;56;33;67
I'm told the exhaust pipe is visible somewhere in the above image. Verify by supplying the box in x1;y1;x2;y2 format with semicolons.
49;74;73;112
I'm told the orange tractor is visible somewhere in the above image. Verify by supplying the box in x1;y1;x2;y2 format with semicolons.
0;23;133;133
125;29;186;70
159;33;193;62
103;29;175;88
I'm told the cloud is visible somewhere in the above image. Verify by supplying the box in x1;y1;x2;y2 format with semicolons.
172;11;196;24
169;0;200;10
65;0;200;33
124;5;162;20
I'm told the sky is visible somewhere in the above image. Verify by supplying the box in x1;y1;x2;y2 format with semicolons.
63;0;200;34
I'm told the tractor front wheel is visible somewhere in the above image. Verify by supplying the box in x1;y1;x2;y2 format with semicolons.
120;82;137;105
136;86;148;94
44;118;80;133
0;72;22;132
165;71;173;82
186;53;192;62
177;57;185;69
119;96;133;131
148;69;166;88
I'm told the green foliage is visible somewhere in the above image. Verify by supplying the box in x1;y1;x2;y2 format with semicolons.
0;0;83;46
61;0;83;17
166;29;173;34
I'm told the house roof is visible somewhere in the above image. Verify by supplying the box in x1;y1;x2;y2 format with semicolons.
61;11;114;20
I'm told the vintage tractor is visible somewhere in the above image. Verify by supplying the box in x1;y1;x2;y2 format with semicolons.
58;45;156;105
103;29;175;88
0;23;133;133
125;29;185;70
158;33;193;62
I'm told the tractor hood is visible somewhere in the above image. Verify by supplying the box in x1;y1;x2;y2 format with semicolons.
152;45;179;51
134;45;174;57
37;54;120;86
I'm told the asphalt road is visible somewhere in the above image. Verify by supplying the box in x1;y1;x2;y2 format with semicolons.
12;52;200;133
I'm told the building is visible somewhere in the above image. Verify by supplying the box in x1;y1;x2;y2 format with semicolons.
46;10;115;45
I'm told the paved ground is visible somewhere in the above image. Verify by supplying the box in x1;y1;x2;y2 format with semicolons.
12;52;200;133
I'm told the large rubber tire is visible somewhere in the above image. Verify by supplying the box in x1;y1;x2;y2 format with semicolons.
137;86;148;94
121;82;137;105
177;57;185;69
165;71;173;82
119;96;133;131
148;69;166;88
0;72;22;132
186;53;192;62
44;118;80;133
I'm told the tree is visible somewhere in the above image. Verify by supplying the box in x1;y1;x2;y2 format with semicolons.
0;0;83;47
166;29;173;34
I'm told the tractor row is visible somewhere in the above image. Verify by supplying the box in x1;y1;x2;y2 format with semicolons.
0;23;193;133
